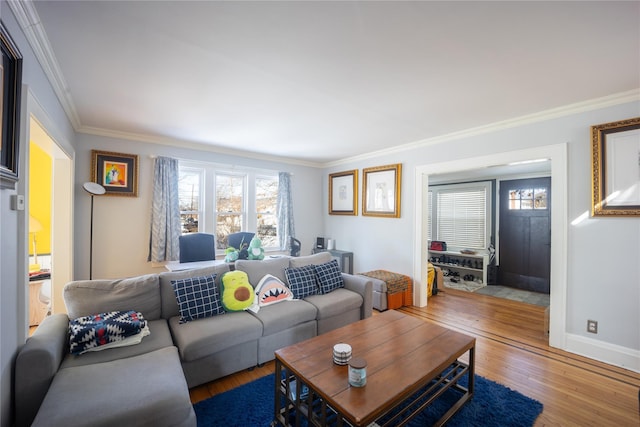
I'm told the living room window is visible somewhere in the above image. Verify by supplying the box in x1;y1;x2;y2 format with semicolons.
178;162;279;252
429;182;492;251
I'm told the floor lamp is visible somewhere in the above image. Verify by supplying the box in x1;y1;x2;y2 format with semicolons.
83;182;106;279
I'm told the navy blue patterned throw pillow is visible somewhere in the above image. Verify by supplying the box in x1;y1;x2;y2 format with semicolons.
284;265;319;299
171;274;225;323
315;259;344;294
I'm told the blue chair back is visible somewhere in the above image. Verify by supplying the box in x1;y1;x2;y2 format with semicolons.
227;232;255;250
179;233;216;263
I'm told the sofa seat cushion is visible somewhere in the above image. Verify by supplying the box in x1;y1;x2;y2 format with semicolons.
169;311;262;362
304;288;363;320
248;300;317;336
32;347;196;427
60;319;173;369
64;274;162;321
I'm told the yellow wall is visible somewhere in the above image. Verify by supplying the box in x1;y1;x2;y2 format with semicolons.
29;142;52;255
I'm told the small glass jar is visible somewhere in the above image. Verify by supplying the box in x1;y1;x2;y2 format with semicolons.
348;357;367;387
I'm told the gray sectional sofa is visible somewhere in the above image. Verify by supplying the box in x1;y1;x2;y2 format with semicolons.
14;252;373;427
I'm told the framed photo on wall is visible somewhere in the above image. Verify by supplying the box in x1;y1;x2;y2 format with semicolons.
91;150;139;197
591;117;640;216
0;21;23;189
362;163;402;218
329;169;358;215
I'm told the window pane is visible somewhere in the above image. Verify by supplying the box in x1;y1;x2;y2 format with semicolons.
181;214;199;234
534;188;547;209
179;169;201;212
256;176;278;247
216;174;244;213
509;187;547;210
216;173;245;249
216;214;242;249
179;167;203;234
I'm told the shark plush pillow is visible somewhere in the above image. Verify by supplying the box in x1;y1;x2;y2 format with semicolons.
248;274;294;313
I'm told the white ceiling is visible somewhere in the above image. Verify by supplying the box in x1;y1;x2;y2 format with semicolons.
21;1;640;165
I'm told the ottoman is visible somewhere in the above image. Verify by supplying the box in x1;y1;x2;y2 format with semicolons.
359;270;413;311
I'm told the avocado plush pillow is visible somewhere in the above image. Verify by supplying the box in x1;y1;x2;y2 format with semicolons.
220;270;255;311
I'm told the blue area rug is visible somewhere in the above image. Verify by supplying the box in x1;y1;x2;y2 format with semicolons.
194;372;543;426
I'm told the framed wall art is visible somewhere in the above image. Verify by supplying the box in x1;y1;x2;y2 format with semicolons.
0;21;23;189
329;169;358;215
591;117;640;217
362;163;402;218
91;150;139;197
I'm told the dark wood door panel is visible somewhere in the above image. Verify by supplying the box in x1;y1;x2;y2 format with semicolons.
498;177;551;293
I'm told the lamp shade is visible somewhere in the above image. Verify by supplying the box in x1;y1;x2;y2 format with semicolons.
83;182;106;195
29;215;43;233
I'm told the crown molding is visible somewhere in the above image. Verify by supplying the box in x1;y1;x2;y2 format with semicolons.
9;0;82;129
78;125;323;168
324;89;640;168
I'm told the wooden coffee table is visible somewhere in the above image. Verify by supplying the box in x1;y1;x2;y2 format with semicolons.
273;310;475;427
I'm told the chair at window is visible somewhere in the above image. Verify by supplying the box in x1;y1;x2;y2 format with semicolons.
227;232;255;250
179;233;216;263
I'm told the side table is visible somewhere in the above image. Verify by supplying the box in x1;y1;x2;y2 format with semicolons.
311;249;353;274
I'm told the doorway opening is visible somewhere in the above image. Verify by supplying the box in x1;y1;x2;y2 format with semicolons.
28;115;73;325
412;143;568;350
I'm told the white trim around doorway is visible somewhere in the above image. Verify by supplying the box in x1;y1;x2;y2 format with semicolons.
413;143;568;351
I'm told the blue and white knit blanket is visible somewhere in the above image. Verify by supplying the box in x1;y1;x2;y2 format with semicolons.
69;310;148;355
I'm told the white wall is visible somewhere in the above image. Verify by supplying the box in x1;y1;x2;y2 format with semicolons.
323;99;640;371
72;133;324;280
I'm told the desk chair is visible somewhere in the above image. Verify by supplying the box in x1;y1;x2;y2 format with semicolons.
227;232;255;250
179;233;216;263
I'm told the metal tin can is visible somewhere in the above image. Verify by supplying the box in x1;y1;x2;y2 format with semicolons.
348;357;367;387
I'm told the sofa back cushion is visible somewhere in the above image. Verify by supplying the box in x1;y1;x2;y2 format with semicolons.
159;264;230;319
235;257;290;286
64;274;162;321
289;251;332;268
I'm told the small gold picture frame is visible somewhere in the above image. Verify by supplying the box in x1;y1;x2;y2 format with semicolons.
362;163;402;218
329;169;358;215
591;117;640;216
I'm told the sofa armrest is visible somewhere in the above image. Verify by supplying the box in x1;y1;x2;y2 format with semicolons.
342;273;373;319
14;313;69;427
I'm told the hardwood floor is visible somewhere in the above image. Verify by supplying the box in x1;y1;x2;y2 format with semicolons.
189;289;640;426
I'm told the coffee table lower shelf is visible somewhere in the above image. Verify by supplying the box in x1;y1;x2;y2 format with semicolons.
272;359;473;427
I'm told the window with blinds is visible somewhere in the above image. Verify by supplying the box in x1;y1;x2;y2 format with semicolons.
430;182;490;250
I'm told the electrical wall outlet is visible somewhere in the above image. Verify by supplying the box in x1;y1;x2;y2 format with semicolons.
587;320;598;334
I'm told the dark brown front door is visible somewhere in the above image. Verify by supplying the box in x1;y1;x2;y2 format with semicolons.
498;177;551;293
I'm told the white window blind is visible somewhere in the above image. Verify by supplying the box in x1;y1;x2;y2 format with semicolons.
436;188;486;249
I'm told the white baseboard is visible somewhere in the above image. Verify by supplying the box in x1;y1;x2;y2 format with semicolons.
565;333;640;373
